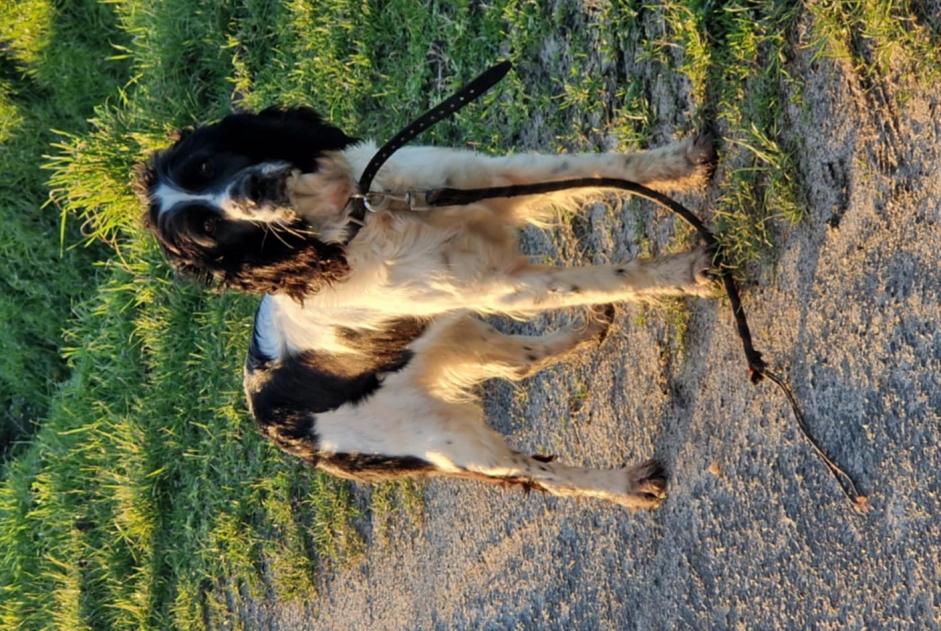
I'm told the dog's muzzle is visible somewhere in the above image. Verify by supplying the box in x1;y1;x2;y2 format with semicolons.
234;164;292;208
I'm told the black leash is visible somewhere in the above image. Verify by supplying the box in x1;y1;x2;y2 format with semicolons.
345;61;869;512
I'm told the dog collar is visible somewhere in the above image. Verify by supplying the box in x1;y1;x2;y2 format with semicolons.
343;61;512;242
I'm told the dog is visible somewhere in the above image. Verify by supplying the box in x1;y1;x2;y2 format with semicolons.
137;106;716;509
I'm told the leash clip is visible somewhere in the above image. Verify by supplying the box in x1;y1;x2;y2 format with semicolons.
347;192;397;213
350;191;433;213
366;192;394;212
404;190;433;211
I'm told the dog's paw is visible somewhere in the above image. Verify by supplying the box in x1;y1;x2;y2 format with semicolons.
690;245;717;289
658;130;717;189
652;246;717;296
617;459;668;509
685;130;718;183
638;131;719;190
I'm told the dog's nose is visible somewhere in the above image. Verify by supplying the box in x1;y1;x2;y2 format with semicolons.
242;172;267;203
237;167;289;206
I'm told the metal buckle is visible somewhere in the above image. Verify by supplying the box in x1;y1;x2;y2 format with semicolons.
405;190;432;211
348;191;433;213
366;191;406;212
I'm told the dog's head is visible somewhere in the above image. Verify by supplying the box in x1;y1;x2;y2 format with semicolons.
137;107;356;299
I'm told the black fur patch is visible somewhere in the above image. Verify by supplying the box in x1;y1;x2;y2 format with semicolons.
138;107;353;194
155;213;350;300
245;312;428;468
319;453;435;482
335;318;429;367
219;225;350;300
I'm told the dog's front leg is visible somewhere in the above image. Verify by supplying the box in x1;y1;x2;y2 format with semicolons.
474;133;714;223
478;248;714;313
353;135;713;196
487;133;715;191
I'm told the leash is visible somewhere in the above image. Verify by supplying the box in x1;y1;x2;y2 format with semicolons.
344;61;869;512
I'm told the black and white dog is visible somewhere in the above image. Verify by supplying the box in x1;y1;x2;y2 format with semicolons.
138;106;716;509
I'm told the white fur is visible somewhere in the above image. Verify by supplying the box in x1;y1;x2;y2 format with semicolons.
153;183;227;215
155;163;297;223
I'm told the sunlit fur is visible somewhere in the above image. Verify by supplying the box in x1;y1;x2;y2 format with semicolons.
139;106;717;509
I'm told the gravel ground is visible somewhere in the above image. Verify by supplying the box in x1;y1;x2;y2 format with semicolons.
246;18;941;631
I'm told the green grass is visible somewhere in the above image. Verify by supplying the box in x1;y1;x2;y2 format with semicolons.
2;0;941;629
808;0;941;92
653;0;807;276
0;0;126;456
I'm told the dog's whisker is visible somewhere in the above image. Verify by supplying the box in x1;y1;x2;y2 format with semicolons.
273;220;316;240
259;221;293;249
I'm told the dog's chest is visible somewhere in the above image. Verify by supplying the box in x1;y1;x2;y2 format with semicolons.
355;209;520;284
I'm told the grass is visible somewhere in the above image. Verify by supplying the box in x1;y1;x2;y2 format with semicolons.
653;0;807;277
808;0;941;93
2;0;940;629
0;0;125;457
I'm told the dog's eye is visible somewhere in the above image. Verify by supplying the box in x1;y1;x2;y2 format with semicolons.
198;160;214;179
203;217;219;235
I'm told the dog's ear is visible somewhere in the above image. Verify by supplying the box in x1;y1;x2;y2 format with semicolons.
212;106;356;173
221;236;351;301
202;222;351;300
149;231;350;301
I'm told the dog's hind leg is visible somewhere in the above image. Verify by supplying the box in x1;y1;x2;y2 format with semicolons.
408;312;613;398
312;319;666;509
452;450;669;510
316;394;667;509
426;415;668;510
405;318;666;508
